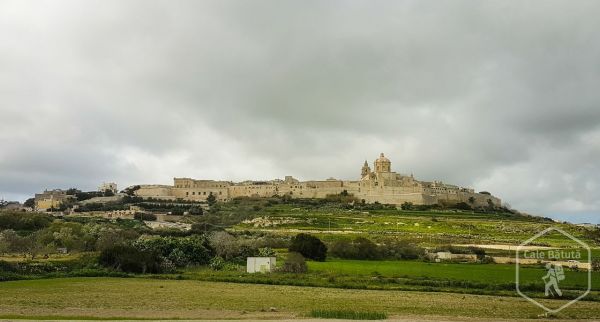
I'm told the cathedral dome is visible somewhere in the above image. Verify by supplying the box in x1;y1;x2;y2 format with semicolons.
376;153;390;163
374;153;391;173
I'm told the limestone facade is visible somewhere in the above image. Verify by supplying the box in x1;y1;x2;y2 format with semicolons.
98;182;118;194
34;189;75;211
132;153;501;207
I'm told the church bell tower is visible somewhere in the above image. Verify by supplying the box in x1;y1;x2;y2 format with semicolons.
361;160;371;177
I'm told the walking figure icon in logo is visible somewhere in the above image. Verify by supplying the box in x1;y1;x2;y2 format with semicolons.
542;263;564;297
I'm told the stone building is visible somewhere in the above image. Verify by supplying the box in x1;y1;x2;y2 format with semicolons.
131;153;501;207
98;182;118;194
34;189;75;211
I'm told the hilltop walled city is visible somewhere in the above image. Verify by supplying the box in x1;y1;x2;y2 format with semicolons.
31;153;501;210
28;153;500;212
130;153;499;208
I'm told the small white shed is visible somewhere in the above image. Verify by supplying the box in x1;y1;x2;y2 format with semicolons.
246;257;276;273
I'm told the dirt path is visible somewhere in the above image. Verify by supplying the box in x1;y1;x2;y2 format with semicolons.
453;244;556;251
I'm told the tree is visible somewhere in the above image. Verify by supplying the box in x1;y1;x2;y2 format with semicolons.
206;192;217;206
170;208;184;216
281;194;292;203
400;202;413;210
0;212;53;230
26;232;48;260
188;206;203;216
66;188;79;195
454;202;472;210
99;245;162;273
208;231;240;260
23;198;35;208
330;237;379;260
121;185;141;196
133;235;213;267
280;252;307;273
0;238;8;255
0;230;28;253
353;237;379;259
94;228;139;252
289;233;327;261
468;246;486;260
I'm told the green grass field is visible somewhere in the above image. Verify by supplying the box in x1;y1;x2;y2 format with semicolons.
1;277;599;320
2;204;599;320
308;259;599;290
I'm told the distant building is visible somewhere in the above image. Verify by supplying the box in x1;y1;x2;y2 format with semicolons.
34;189;75;211
435;251;453;262
247;257;277;273
0;201;28;211
98;182;118;194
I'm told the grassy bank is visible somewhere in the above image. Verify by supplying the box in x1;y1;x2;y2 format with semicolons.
0;277;599;320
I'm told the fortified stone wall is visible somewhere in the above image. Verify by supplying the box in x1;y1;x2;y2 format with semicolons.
131;154;502;207
135;185;175;199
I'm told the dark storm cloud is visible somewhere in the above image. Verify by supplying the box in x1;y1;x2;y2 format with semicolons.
1;0;599;222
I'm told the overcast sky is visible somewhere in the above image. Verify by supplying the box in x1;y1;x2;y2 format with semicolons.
1;0;599;223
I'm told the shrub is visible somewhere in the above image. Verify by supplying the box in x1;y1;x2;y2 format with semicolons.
400;202;413;210
209;256;226;271
377;240;425;260
592;259;600;272
257;247;277;257
309;310;387;320
207;192;217;206
99;245;162;273
222;262;243;271
122;185;141;196
134;213;157;221
188;206;203;216
208;232;276;261
468;246;486;260
396;244;425;260
134;235;213;267
435;245;485;258
454;202;472;210
208;231;245;261
289;233;327;261
0;212;53;231
330;237;379;260
481;256;495;264
280;252;307;273
323;192;359;204
35;221;91;253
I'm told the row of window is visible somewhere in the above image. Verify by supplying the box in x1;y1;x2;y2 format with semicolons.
176;184;227;188
185;191;223;196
